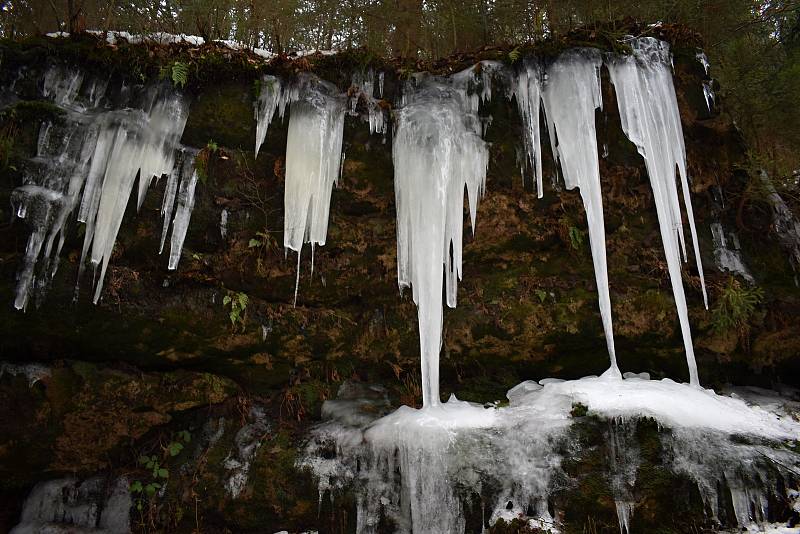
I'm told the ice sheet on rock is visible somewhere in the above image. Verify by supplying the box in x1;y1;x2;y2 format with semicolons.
283;74;346;303
220;208;228;239
223;405;270;499
393;64;493;406
302;376;800;534
540;48;620;377
0;361;51;386
711;222;754;282
607;37;708;386
759;170;800;269
10;476;131;534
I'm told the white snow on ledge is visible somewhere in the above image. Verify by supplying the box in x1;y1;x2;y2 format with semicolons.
508;375;800;439
44;31;336;61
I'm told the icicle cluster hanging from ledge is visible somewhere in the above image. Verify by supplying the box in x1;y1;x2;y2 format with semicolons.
12;38;709;395
513;38;707;388
11;65;194;309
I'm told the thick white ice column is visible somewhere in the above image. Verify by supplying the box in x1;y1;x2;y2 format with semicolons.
607;37;708;386
394;67;490;407
541;49;620;378
283;74;346;303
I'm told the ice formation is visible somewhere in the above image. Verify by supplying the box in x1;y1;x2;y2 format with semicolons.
10;477;131;534
301;376;800;534
703;80;716;111
0;361;51;386
541;48;619;377
393;64;493;406
254;75;290;157
696;51;710;75
282;74;347;303
759;170;800;269
11;65;194;308
351;69;388;135
607;37;708;386
223;404;270;498
254;72;349;302
711;222;754;282
158;148;199;270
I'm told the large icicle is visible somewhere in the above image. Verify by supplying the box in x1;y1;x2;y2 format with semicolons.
607;38;708;386
540;49;620;378
393;65;492;407
282;74;346;304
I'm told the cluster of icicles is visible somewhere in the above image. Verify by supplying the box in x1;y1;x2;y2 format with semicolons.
14;38;708;397
253;38;708;407
11;66;197;309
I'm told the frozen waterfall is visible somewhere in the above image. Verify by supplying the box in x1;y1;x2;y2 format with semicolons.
301;376;800;534
393;64;493;407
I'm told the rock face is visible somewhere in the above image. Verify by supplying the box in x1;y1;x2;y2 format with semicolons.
0;29;798;533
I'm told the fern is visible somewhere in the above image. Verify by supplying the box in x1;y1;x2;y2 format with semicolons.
171;61;189;88
508;47;521;64
712;278;764;333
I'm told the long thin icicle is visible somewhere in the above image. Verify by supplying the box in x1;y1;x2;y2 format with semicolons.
394;65;491;407
514;58;544;198
166;151;200;270
607;37;708;386
541;49;620;378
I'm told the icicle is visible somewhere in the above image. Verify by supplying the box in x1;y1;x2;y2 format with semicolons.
351;69;387;135
167;157;199;270
220;208;228;240
283;74;346;303
607;37;708;386
513;59;544;198
393;64;491;407
702;80;715;112
540;48;620;378
159;158;181;253
695;51;710;75
254;75;283;157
